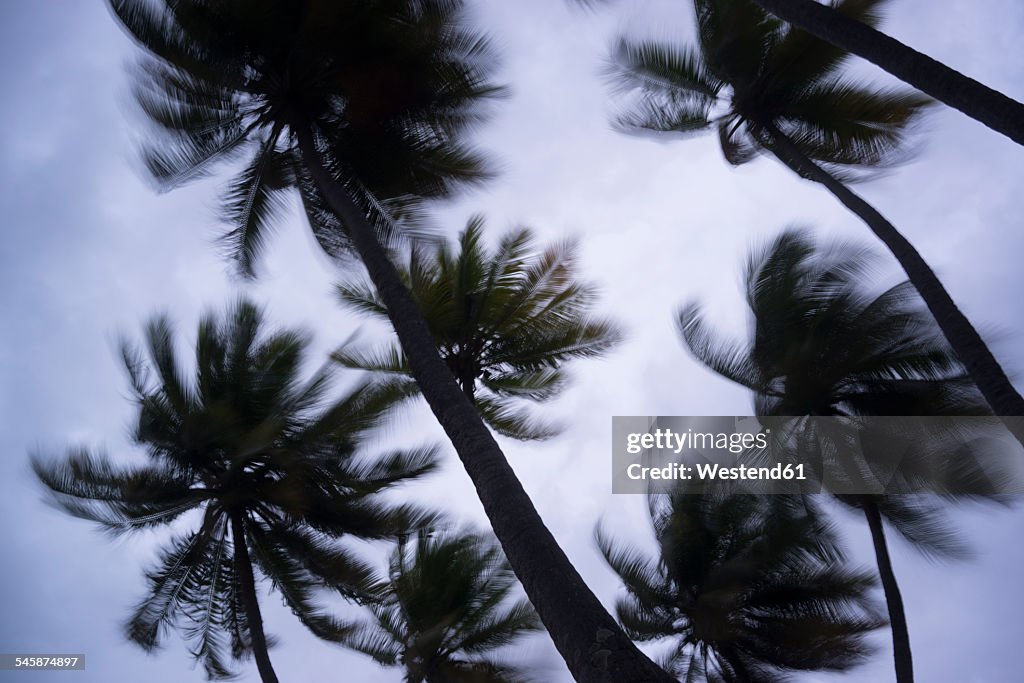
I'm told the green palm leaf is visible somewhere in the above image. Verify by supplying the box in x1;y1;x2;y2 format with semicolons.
335;217;622;440
599;490;884;679
32;299;440;679
340;530;542;681
110;0;503;275
607;0;931;178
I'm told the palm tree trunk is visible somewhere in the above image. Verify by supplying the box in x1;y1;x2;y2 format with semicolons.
861;497;913;683
751;0;1024;146
761;121;1024;445
229;511;278;683
294;126;673;683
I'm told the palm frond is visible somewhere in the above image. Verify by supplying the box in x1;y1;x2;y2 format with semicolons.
124;517;225;653
598;491;882;678
38;295;442;674
331;343;410;376
765;0;890;89
613;95;715;137
32;448;201;535
609;39;722;98
677;303;762;391
779;79;933;177
219;131;296;277
475;395;563;441
340;529;538;679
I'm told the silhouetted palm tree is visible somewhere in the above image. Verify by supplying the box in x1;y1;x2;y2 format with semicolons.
334;216;623;440
341;530;543;682
107;2;669;678
598;490;884;681
678;228;1003;682
749;0;1024;145
32;299;439;682
607;0;1024;427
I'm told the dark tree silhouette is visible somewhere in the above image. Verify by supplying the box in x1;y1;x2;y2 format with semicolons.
679;229;1005;682
598;491;884;681
334;215;622;440
607;0;1024;430
106;1;672;679
341;530;543;682
32;299;439;682
750;0;1024;146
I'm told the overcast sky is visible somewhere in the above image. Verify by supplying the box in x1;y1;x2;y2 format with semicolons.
2;1;1023;681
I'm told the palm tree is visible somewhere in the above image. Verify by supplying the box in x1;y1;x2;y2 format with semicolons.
598;490;884;681
749;0;1024;146
31;299;440;682
607;0;1024;431
678;228;1003;682
341;529;543;682
106;2;670;678
333;215;623;441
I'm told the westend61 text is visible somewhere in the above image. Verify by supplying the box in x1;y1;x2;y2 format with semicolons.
626;462;807;481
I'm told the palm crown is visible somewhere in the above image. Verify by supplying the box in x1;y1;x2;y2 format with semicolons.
608;0;932;180
677;228;1009;681
340;530;542;682
679;228;1000;553
32;299;440;679
598;492;884;681
681;228;977;417
333;216;623;440
111;0;503;274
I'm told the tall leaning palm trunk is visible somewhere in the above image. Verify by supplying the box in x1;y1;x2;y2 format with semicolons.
229;511;278;683
608;0;1024;439
295;128;673;683
106;0;672;678
677;229;1006;683
759;121;1024;436
751;0;1024;146
860;497;913;683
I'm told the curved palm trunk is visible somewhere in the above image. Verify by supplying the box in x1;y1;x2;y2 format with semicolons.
861;497;913;683
294;127;673;683
229;511;279;683
751;0;1024;146
761;122;1024;445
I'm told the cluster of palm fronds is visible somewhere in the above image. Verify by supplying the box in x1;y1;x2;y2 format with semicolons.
31;0;1024;681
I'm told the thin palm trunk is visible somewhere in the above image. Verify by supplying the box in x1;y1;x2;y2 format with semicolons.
229;511;278;683
861;497;913;683
459;361;476;402
751;0;1024;146
761;121;1024;445
294;126;673;683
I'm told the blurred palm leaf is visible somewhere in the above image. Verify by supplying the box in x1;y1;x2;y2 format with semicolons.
340;530;543;682
598;491;884;681
110;0;504;276
678;228;1006;681
607;0;930;183
334;216;623;440
32;299;439;680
